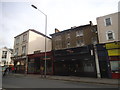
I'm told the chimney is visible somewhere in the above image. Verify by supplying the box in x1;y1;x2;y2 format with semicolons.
55;28;60;33
89;21;93;26
71;26;76;29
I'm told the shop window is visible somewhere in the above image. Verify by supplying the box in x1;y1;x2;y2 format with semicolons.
84;63;94;72
110;61;120;73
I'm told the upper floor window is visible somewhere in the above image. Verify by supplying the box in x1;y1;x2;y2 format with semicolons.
23;34;27;42
55;41;61;50
2;51;7;59
76;39;84;47
105;18;112;26
67;42;70;48
14;48;18;56
66;33;70;39
106;31;115;40
22;45;26;55
91;37;97;44
15;37;20;45
55;35;61;41
76;30;83;37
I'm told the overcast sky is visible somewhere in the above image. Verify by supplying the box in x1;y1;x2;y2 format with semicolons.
0;0;119;49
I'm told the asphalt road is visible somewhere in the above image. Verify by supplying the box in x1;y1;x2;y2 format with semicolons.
2;76;118;88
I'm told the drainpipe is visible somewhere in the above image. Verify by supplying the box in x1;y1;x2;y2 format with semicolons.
25;56;28;75
94;44;101;78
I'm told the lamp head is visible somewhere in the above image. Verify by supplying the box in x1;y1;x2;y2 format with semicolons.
31;5;37;9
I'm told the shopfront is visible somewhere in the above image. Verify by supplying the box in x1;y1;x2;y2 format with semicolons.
105;42;120;79
53;45;97;77
12;56;27;74
27;51;53;75
96;44;111;78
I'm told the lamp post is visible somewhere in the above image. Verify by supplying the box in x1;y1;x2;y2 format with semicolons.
31;5;47;78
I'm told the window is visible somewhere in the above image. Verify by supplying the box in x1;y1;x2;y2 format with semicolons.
76;39;84;47
55;35;61;41
76;40;80;47
15;37;20;45
84;63;94;72
105;18;112;26
76;30;83;37
106;31;115;40
23;34;27;42
22;46;26;55
14;48;18;56
91;37;97;44
66;33;70;39
110;61;120;73
55;41;61;50
2;51;7;59
67;42;70;48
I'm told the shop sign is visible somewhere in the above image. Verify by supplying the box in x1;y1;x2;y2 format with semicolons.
34;50;41;54
12;56;27;60
108;49;120;56
42;58;51;60
106;42;120;49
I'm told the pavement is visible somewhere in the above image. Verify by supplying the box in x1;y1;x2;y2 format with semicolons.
4;73;120;86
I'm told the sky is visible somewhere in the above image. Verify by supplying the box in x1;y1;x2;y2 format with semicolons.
0;0;119;49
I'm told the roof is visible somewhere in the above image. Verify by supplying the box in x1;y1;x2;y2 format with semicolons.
97;12;119;19
14;29;51;39
1;47;13;53
50;23;94;36
9;49;13;52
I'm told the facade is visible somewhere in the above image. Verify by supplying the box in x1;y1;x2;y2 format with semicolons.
50;21;98;77
105;42;120;79
0;47;13;67
96;12;120;79
27;51;53;75
97;12;120;43
96;44;112;78
51;21;98;50
12;29;52;74
53;45;97;77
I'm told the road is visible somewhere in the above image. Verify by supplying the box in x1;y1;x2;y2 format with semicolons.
2;76;118;88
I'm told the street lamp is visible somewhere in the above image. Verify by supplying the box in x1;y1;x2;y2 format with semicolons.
31;4;47;78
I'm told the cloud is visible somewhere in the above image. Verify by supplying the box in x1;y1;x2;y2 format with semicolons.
118;1;120;12
0;0;119;48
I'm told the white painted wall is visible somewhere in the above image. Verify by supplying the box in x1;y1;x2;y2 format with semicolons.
97;12;119;43
0;47;13;66
28;30;52;54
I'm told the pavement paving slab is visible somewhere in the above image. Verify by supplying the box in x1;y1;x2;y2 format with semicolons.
6;74;120;86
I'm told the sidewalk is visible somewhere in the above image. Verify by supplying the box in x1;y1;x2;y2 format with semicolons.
7;73;119;85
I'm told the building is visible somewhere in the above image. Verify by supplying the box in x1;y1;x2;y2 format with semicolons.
96;12;120;79
0;47;13;67
97;12;120;43
51;21;98;50
50;21;98;77
12;29;52;74
27;51;53;75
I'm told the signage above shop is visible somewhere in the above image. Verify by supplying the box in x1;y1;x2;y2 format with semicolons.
34;50;41;54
